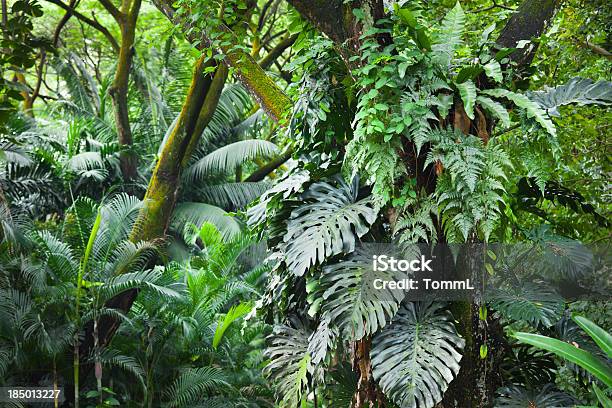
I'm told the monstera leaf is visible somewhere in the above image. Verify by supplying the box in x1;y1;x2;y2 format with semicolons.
371;302;465;408
316;244;408;341
527;226;593;281
528;77;612;117
495;384;577;408
489;282;564;328
283;175;377;276
263;323;319;407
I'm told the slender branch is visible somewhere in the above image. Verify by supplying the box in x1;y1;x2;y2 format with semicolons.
97;0;123;22
245;147;293;182
52;0;78;46
577;38;612;58
30;50;46;105
129;0;141;24
470;1;515;13
259;33;298;70
257;0;274;31
44;0;120;51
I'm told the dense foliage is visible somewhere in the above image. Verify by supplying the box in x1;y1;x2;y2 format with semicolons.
0;0;610;407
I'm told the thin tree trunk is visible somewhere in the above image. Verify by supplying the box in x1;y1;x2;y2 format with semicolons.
108;0;141;182
53;358;59;408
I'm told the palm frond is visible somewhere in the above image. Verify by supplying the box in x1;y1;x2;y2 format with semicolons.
184;140;279;183
163;367;229;408
172;202;244;240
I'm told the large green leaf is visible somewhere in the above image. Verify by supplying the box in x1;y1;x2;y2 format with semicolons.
513;332;612;388
455;80;477;119
482;89;557;137
316;245;407;340
264;323;317;407
283;175;377;276
573;315;612;359
528;77;612;117
198;181;270;210
212;302;252;349
184;140;279;183
477;96;511;128
371;302;465;408
489;283;564;328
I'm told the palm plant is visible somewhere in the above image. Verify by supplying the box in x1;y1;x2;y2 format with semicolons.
0;193;178;407
106;222;273;407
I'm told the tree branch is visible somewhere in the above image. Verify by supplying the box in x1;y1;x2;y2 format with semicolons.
577;38;612;58
469;1;515;13
152;0;292;122
98;0;123;22
259;33;298;70
245;146;293;181
44;0;120;51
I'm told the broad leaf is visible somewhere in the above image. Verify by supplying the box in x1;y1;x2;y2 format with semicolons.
317;245;408;340
264;323;317;407
371;302;465;408
476;96;511;128
456;80;477;119
184;139;279;182
495;384;577;407
482;89;557;137
489;283;564;328
528;77;612;117
483;60;503;83
283;175;377;276
573;315;612;359
513;332;612;388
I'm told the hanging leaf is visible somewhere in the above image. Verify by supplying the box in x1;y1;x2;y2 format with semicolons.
528;77;612;117
481;89;557;137
283;175;377;276
264;323;317;407
371;302;465;408
317;244;408;340
456;80;477;120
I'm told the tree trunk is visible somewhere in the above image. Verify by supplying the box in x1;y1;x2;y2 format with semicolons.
352;337;383;408
497;0;564;67
81;57;228;359
108;4;140;182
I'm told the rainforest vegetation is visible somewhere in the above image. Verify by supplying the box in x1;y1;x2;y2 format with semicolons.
1;0;611;406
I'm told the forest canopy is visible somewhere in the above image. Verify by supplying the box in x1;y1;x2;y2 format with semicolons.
0;0;611;407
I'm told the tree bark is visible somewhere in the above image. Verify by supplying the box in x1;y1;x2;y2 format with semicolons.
287;0;391;67
103;0;142;182
496;0;563;66
152;0;292;122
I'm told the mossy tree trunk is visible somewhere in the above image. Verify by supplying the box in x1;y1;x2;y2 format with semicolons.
100;0;142;181
81;57;228;359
